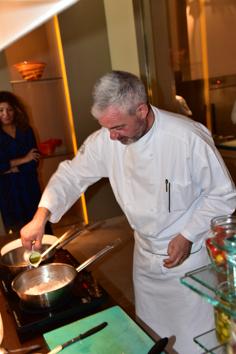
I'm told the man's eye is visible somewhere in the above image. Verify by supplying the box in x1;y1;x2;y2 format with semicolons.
112;126;124;132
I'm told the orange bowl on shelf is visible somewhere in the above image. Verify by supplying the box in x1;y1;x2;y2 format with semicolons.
38;142;55;156
14;61;46;81
38;139;62;156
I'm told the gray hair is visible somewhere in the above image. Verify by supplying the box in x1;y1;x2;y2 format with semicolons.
91;71;147;118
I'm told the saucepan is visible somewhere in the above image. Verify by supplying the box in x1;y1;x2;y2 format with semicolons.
11;238;121;309
0;222;103;276
0;234;58;276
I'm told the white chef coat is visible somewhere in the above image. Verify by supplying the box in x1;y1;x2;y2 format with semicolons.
39;107;236;353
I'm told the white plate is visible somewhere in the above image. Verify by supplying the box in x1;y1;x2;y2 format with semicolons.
0;234;58;256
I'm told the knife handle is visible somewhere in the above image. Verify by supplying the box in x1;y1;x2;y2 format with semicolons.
47;345;63;354
148;337;168;354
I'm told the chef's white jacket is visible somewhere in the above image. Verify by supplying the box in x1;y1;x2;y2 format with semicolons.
39;107;236;353
40;106;236;251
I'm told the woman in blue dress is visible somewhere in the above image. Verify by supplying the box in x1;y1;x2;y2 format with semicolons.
0;91;50;234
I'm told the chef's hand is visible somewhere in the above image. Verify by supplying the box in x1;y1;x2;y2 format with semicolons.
20;207;51;250
163;234;192;268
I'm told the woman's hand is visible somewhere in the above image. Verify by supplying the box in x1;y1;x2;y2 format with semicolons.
24;148;41;163
163;234;192;268
10;166;19;172
10;148;41;168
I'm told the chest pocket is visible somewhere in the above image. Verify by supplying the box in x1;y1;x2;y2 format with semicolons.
168;181;198;212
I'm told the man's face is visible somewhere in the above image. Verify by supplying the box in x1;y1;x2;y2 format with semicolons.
98;105;148;145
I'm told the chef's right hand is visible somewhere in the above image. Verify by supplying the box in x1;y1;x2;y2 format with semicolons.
20;220;44;250
20;207;51;250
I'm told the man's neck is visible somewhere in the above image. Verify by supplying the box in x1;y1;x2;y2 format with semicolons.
145;107;155;134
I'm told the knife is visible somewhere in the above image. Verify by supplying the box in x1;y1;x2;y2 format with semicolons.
47;321;108;354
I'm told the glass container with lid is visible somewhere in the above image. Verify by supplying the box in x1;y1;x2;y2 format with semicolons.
209;215;236;293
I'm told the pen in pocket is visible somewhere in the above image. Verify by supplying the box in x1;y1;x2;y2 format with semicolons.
165;179;171;212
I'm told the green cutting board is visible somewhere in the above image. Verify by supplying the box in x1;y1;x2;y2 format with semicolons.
44;305;156;354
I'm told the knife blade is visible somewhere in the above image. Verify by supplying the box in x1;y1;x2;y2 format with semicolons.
47;321;108;354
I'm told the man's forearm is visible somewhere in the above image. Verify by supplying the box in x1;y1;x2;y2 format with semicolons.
33;207;51;226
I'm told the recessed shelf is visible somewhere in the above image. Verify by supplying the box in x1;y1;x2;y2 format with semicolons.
41;152;73;159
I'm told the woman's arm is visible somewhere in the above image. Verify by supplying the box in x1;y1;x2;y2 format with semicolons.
0;127;40;173
10;148;40;168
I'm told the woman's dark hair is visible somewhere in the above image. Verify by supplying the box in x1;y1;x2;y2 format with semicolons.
0;91;30;130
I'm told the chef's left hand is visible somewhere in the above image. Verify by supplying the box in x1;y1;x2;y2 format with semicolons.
163;234;192;268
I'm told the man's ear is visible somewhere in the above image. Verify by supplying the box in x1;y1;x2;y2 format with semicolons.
136;103;149;119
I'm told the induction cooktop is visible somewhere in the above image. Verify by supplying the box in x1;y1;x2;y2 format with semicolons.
0;249;108;340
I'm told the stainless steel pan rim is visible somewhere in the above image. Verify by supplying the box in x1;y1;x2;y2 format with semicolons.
11;263;76;309
0;224;85;275
0;244;55;275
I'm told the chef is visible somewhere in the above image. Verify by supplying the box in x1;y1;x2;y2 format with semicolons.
21;71;236;353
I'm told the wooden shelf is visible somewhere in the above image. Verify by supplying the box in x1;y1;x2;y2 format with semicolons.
41;152;73;159
10;77;63;84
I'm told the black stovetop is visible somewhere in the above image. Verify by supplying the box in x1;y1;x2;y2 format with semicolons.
0;249;108;340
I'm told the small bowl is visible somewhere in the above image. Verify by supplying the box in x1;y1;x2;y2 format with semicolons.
14;61;46;81
38;142;55;156
38;139;62;156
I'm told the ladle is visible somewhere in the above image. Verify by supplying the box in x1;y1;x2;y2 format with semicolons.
0;344;41;354
28;227;80;267
28;221;105;268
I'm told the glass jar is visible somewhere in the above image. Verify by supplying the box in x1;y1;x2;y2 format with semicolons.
205;215;236;273
209;215;236;290
214;282;232;344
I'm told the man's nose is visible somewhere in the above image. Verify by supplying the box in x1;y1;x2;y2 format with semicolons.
109;130;119;140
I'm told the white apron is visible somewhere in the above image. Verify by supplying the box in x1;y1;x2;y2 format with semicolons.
133;232;214;354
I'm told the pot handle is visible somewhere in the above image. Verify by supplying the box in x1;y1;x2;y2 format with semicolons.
56;221;105;250
40;226;82;260
75;238;121;273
